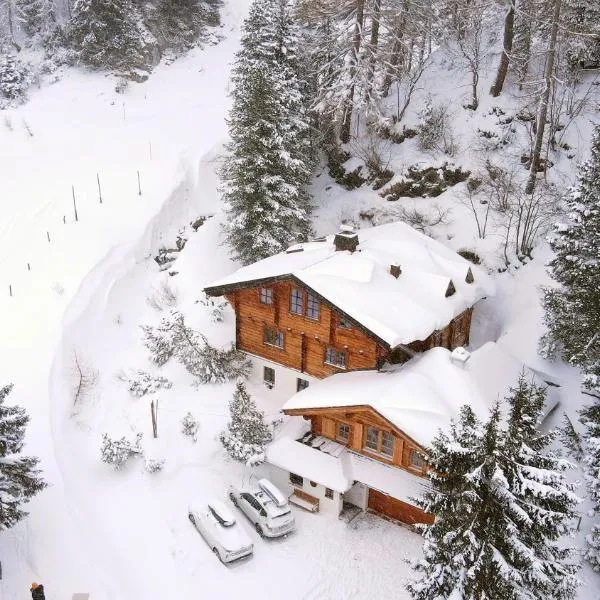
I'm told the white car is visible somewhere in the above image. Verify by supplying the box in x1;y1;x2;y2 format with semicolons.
228;478;295;538
188;499;253;563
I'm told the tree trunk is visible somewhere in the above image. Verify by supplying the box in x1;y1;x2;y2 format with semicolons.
490;0;515;97
6;1;22;52
365;0;381;100
340;0;365;143
525;0;561;195
382;0;411;97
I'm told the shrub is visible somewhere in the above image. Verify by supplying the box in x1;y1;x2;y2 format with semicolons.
122;370;172;397
457;249;482;265
100;433;143;470
181;412;199;441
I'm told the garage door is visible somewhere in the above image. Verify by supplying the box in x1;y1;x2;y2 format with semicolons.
367;488;434;525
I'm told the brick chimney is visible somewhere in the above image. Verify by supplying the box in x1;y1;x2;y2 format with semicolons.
334;225;359;253
390;264;401;278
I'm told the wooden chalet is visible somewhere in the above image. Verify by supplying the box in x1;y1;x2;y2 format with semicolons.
204;222;493;401
265;343;561;525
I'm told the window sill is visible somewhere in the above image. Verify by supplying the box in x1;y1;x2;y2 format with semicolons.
263;342;284;350
324;362;346;370
362;448;395;462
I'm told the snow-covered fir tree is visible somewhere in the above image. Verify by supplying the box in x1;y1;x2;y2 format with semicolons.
15;0;56;37
142;311;250;383
220;0;313;265
562;0;600;68
0;52;31;104
0;384;46;531
219;381;272;464
542;125;600;394
154;0;221;50
408;379;580;600
579;398;600;570
68;0;157;72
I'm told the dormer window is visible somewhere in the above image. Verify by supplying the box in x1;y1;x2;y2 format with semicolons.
260;287;273;304
445;280;456;297
466;268;474;284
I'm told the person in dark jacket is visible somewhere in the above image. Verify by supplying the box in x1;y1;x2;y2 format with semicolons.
30;582;45;599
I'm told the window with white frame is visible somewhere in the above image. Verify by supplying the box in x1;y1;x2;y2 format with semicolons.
259;287;273;305
325;347;346;368
306;292;320;320
325;488;334;499
290;288;304;314
263;327;284;348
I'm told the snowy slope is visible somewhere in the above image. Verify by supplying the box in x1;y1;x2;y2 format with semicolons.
1;1;599;599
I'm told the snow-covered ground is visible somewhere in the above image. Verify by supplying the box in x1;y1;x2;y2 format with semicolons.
1;0;600;598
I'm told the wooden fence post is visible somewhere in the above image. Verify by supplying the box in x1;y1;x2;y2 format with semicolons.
72;186;78;222
150;400;158;438
97;173;103;204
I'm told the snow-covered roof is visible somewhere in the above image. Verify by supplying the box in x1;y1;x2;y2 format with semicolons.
204;222;494;348
283;342;561;448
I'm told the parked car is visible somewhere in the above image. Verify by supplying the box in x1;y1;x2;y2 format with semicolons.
188;499;253;563
228;478;295;538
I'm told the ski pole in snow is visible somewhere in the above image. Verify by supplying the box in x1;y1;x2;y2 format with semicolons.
137;170;142;196
97;173;102;204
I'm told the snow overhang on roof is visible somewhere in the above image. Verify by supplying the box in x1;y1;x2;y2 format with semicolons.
203;222;495;348
283;342;561;448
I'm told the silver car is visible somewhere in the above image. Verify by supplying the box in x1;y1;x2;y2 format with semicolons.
188;499;253;563
228;478;295;538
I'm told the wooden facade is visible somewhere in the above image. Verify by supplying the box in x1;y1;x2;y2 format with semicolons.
224;278;474;379
285;405;428;478
284;404;434;525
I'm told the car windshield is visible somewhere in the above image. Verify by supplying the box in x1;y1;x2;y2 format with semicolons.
208;504;235;527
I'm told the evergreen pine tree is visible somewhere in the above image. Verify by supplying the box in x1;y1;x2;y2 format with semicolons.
562;0;600;68
15;0;56;37
580;398;600;570
220;0;313;265
0;384;46;531
0;52;30;103
408;386;580;600
542;125;600;394
68;0;157;72
501;374;580;598
154;0;221;50
219;381;272;464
